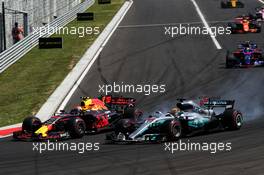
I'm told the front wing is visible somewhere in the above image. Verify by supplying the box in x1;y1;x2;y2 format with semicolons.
105;132;168;144
231;28;259;33
13;130;70;141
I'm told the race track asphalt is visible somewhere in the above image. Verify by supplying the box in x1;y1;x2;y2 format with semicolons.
0;0;264;174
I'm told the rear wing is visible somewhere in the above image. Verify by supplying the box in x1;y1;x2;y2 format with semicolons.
200;98;235;109
238;43;257;49
100;95;136;109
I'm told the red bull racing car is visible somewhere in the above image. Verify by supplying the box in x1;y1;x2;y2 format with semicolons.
13;96;138;141
226;41;264;68
228;16;261;33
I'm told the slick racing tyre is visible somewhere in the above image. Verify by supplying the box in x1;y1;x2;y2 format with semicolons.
68;118;86;138
227;23;238;34
226;51;237;68
223;109;243;130
220;1;227;8
114;119;135;136
22;116;42;133
123;107;135;119
256;26;261;33
236;2;244;8
168;119;182;140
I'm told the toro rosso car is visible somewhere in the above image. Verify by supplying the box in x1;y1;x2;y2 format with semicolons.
221;0;244;8
228;16;261;33
226;41;264;68
13;96;137;141
106;98;243;143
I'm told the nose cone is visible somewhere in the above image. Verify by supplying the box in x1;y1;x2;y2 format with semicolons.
245;55;251;65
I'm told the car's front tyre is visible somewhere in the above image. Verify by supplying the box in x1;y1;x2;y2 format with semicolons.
22;116;42;133
68;118;86;138
168;119;182;140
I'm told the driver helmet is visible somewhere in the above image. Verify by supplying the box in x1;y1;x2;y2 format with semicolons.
244;47;251;53
242;19;249;23
170;107;181;115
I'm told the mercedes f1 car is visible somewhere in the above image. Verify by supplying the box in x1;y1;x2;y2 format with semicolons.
221;0;244;8
228;16;261;33
13;96;138;141
106;98;243;143
226;41;264;68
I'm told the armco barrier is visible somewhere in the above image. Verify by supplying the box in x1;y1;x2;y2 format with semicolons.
0;0;94;74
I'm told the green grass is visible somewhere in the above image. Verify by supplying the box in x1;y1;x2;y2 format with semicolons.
0;0;124;127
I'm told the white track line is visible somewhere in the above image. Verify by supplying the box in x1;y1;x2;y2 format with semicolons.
58;1;133;111
190;0;222;50
118;20;232;28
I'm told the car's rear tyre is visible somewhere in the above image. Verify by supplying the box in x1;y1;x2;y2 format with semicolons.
227;23;237;34
226;51;236;68
237;2;244;8
68;118;86;138
105;132;115;144
22;116;42;133
168;119;182;140
223;109;243;130
114;119;135;136
123;107;135;119
256;27;261;33
220;2;226;8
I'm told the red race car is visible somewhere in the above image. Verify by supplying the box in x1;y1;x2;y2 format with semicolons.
228;16;261;33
